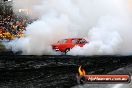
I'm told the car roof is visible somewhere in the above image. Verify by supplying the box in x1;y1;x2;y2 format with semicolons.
65;38;84;40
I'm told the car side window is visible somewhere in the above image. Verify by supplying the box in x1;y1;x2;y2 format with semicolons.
78;39;87;44
58;39;67;44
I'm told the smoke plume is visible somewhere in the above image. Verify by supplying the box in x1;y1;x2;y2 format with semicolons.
7;0;132;55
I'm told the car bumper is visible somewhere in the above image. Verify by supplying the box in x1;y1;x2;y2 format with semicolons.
53;48;60;51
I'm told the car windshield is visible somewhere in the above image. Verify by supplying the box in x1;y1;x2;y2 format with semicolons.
72;39;78;44
58;39;67;44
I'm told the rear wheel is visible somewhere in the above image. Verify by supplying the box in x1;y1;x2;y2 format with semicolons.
64;48;70;54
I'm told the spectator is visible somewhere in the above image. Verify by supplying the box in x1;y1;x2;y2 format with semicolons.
0;14;33;40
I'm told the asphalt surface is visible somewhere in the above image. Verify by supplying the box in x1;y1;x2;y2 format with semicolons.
0;52;132;88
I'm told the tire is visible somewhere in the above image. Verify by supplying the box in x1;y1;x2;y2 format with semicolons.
64;48;70;54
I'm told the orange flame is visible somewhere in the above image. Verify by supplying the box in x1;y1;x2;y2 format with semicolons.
78;66;86;76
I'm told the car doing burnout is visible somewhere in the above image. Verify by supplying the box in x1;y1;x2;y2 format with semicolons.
52;38;88;53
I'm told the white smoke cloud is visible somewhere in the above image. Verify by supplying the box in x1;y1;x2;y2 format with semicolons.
8;0;132;55
68;16;127;55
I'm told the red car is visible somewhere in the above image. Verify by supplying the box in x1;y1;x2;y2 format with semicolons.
52;38;88;53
